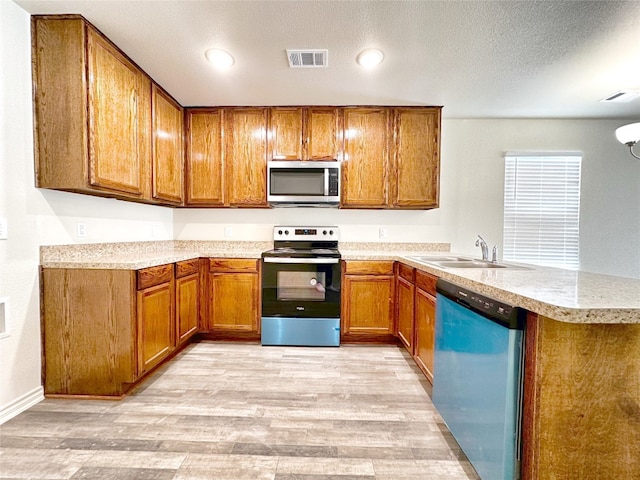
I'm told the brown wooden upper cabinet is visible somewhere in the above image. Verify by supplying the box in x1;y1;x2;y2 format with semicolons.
341;106;441;209
225;108;269;207
392;107;441;208
269;107;341;161
185;108;268;208
152;84;184;205
32;15;154;202
185;108;225;206
342;107;390;207
32;17;441;210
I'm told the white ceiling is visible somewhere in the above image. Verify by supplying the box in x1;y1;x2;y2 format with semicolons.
14;0;640;119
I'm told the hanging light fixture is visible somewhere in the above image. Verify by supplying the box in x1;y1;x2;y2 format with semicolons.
615;122;640;159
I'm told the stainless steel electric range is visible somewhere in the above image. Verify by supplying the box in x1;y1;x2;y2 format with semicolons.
261;226;341;347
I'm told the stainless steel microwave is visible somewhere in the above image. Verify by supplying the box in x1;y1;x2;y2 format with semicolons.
267;161;341;207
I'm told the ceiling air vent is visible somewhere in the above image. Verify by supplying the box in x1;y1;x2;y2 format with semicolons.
601;91;640;103
286;49;328;68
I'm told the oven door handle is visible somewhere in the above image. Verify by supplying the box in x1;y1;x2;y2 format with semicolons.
263;257;341;264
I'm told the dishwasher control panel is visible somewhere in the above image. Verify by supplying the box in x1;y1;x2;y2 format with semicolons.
436;279;525;329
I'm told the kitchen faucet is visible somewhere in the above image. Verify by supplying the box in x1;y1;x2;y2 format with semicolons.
476;235;498;263
475;235;489;261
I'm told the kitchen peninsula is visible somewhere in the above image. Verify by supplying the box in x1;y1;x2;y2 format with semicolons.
40;240;640;480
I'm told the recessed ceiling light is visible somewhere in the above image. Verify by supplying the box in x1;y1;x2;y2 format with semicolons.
356;48;384;68
205;48;234;69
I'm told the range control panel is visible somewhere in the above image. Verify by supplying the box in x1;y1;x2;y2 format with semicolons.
273;226;339;241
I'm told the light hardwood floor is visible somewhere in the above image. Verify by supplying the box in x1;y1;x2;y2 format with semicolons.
0;342;479;479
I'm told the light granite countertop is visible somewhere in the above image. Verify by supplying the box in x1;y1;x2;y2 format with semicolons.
40;240;640;325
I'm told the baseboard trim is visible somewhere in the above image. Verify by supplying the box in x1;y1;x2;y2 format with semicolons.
0;386;44;425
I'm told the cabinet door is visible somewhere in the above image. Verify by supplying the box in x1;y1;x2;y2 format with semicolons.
185;109;224;205
176;272;199;346
414;288;436;383
225;108;268;207
137;281;174;373
342;274;395;335
396;276;415;352
152;84;184;204
342;108;389;207
209;272;259;332
392;108;440;208
42;269;137;396
87;29;144;195
269;107;304;160
306;107;341;160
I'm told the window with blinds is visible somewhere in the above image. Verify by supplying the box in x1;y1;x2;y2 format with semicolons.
503;153;582;270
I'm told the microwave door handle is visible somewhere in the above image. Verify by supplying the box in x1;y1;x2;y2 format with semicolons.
263;257;340;264
324;168;329;196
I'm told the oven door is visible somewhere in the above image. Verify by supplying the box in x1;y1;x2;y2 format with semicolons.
261;257;341;318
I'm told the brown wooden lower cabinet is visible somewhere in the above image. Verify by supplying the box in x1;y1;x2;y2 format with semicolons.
341;260;395;341
521;314;640;480
137;274;174;374
396;263;415;352
41;261;197;397
41;268;138;397
175;259;200;346
208;258;260;336
413;270;438;383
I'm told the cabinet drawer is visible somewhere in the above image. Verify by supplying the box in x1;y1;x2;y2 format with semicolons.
397;263;415;282
343;260;395;275
416;270;438;296
137;263;173;290
176;258;199;278
209;258;258;272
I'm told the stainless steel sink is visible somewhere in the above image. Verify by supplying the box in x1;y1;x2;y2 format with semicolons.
406;256;530;270
434;260;509;269
407;255;473;262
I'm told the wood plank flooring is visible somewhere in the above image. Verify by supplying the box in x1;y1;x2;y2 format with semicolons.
0;342;479;479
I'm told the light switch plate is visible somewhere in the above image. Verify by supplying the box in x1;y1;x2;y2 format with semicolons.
0;217;7;239
77;223;87;238
0;298;7;336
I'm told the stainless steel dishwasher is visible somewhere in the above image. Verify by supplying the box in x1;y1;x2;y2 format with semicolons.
432;279;526;480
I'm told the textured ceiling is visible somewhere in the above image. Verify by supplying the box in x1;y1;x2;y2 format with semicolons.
14;0;640;119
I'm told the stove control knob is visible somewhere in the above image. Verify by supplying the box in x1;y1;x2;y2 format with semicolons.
278;230;283;235
284;230;289;235
323;230;327;235
329;229;334;236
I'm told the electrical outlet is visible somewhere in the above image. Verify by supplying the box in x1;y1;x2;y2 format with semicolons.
379;228;387;239
224;226;233;237
77;223;87;238
0;217;7;240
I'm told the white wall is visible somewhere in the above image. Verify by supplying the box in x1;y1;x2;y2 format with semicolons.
444;119;640;279
0;0;173;423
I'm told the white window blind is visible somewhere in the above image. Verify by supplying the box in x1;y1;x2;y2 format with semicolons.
503;153;582;270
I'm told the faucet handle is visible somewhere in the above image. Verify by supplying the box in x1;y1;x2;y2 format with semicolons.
492;245;498;263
